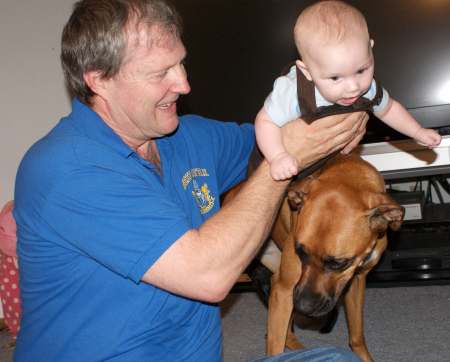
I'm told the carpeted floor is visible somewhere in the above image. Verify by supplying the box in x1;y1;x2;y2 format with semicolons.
220;284;450;362
0;330;14;362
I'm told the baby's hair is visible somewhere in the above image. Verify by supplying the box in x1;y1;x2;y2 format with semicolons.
294;1;369;59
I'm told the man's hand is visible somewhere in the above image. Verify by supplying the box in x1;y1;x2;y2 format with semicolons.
281;111;368;170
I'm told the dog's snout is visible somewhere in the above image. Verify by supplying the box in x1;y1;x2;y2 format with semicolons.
293;284;335;318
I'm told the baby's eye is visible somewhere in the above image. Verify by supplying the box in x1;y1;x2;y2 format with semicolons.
357;68;366;75
330;76;340;81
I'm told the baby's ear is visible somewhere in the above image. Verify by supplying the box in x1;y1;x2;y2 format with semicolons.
370;39;374;48
296;60;312;81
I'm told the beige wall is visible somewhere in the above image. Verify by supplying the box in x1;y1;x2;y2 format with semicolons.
0;0;74;208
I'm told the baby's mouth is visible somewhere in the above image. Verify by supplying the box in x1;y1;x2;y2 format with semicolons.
341;96;359;105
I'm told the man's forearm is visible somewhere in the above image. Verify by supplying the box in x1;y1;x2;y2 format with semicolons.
197;160;288;293
142;160;288;302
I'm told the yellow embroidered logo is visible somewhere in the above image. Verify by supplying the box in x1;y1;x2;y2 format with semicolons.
182;168;209;190
191;180;215;214
182;169;215;214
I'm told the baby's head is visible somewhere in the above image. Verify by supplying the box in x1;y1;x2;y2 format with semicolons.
294;1;375;106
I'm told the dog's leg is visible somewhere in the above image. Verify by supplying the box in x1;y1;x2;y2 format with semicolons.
266;233;302;355
266;267;294;355
285;313;306;350
344;237;387;362
344;272;373;362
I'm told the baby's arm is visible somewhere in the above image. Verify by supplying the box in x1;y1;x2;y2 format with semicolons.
374;98;442;148
255;107;298;181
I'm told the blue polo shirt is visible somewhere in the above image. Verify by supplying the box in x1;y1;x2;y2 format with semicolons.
13;98;254;361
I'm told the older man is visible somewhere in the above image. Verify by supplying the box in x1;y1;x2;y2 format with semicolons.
13;0;367;361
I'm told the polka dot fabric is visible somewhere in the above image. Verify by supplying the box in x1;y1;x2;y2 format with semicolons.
0;254;21;338
0;201;21;339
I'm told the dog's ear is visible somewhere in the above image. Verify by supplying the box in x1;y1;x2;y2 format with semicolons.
368;193;405;232
287;177;316;211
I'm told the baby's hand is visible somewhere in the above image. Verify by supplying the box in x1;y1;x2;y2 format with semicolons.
270;152;298;181
414;128;442;149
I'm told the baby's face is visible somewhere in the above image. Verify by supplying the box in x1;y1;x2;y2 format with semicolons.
299;37;374;106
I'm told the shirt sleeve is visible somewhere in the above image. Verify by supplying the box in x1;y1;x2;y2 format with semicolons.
363;78;390;112
198;118;254;194
264;66;300;127
168;115;254;196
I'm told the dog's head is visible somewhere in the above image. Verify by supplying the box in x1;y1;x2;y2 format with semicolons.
286;173;404;317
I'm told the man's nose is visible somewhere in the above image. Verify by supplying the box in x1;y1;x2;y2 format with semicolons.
172;65;191;95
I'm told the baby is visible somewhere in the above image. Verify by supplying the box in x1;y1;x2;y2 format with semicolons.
255;0;442;181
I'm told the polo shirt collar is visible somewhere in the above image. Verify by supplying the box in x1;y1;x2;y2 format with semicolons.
70;97;135;159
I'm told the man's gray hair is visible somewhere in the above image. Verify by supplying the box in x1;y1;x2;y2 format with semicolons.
61;0;182;106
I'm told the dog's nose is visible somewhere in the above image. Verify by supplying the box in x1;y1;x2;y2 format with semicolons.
293;285;334;318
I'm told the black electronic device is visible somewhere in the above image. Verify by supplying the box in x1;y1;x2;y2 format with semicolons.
368;206;450;285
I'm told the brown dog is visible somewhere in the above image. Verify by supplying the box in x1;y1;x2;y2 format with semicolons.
226;152;405;362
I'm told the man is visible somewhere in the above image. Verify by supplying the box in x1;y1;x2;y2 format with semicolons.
13;0;367;361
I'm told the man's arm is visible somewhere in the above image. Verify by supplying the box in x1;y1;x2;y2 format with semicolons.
142;111;369;303
143;160;287;302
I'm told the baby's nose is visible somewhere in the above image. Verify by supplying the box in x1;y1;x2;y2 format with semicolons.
346;80;360;93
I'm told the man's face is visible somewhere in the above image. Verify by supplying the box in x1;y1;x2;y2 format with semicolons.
101;26;190;146
300;37;374;106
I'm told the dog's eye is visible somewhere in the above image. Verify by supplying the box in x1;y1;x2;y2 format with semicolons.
324;259;353;271
295;244;309;264
330;261;349;271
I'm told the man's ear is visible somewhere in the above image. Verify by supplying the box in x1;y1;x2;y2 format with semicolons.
83;71;107;100
296;60;312;81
